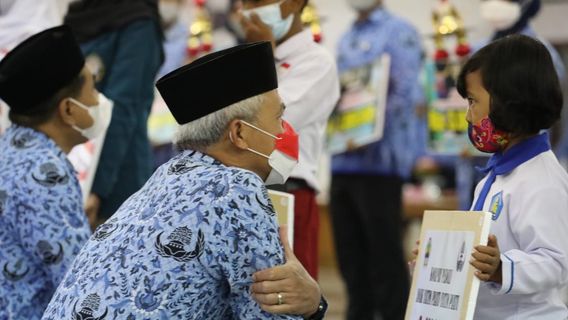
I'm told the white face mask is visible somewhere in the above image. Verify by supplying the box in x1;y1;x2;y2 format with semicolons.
347;0;377;11
480;0;522;31
230;120;299;186
69;93;113;140
242;1;293;41
159;2;180;25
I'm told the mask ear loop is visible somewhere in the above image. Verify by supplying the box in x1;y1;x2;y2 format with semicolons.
68;97;90;111
229;130;271;159
66;98;91;132
240;120;282;140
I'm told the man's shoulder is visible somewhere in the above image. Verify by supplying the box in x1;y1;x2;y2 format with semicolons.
209;167;274;218
164;155;266;201
283;37;336;70
339;12;419;45
225;167;267;196
1;144;69;187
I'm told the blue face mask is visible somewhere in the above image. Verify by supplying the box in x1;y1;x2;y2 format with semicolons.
243;1;293;41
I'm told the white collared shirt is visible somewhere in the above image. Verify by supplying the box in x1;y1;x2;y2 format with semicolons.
275;29;340;191
0;0;68;59
473;150;568;319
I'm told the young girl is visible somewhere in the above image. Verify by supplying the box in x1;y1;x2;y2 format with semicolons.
458;34;568;319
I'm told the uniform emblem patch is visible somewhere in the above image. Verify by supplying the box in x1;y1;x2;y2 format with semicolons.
489;191;504;221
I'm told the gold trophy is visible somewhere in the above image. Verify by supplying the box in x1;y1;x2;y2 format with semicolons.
431;0;470;62
187;0;214;58
301;2;322;43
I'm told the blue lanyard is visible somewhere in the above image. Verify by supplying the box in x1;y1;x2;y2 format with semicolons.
472;133;551;211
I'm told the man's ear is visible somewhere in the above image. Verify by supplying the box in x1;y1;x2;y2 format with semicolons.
58;98;77;127
228;119;250;150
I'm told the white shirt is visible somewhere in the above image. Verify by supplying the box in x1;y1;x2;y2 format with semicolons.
0;0;68;59
472;150;568;319
275;29;340;191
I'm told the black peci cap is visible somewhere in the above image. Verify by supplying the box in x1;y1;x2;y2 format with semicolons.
156;41;278;125
0;25;85;114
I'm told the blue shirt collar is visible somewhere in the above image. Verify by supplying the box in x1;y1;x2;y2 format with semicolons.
368;7;388;23
354;6;389;27
182;149;223;167
479;132;551;176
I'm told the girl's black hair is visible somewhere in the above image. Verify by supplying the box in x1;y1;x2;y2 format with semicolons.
457;34;563;135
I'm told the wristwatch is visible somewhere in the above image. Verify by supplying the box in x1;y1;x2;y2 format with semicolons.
307;296;328;320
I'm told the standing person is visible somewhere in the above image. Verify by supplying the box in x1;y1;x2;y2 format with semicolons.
156;0;188;80
239;0;340;279
0;26;109;319
150;0;189;169
64;0;163;227
330;0;423;319
459;35;568;319
42;42;326;320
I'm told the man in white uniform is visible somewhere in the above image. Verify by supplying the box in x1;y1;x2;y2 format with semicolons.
240;0;340;278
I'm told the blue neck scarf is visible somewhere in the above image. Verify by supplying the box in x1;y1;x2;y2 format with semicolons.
472;133;550;210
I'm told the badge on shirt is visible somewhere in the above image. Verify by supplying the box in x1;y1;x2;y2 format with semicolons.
489;191;504;221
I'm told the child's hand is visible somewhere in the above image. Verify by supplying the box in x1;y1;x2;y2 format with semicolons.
470;234;502;283
408;239;420;277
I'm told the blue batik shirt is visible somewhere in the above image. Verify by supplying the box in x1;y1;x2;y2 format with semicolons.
42;150;301;320
332;8;424;179
0;125;91;320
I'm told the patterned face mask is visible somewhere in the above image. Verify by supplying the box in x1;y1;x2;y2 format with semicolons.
467;116;509;153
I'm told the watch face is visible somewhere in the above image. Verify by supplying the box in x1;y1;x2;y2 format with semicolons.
309;297;328;320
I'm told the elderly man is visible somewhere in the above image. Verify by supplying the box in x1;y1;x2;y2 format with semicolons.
42;42;325;320
0;26;109;319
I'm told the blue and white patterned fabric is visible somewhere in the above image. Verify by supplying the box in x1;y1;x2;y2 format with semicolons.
0;125;91;320
331;7;424;179
42;150;301;320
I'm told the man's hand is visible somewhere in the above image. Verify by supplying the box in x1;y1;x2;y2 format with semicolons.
85;193;101;231
251;225;321;318
239;12;276;50
470;234;502;283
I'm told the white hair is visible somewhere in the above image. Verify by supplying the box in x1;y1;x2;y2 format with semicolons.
174;94;265;151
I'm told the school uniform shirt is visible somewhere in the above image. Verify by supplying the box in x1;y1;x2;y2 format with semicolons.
0;125;92;320
42;150;301;320
471;133;568;319
276;29;340;191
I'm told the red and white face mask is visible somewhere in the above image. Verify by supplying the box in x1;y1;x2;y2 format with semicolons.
239;120;299;185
